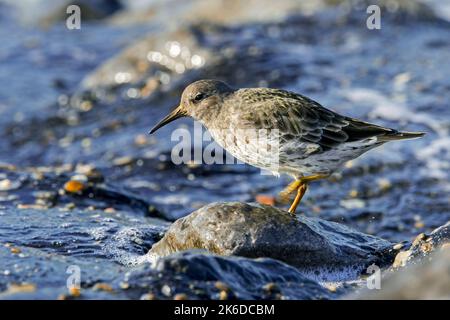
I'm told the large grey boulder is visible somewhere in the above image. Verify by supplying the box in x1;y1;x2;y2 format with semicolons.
148;202;394;281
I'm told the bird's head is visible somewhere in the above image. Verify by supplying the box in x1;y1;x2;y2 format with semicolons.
149;79;233;134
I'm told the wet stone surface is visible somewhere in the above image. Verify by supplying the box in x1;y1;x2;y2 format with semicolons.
149;202;395;282
347;223;450;299
392;221;450;268
122;251;338;300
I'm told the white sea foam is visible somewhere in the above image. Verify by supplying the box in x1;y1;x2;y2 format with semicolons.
341;88;450;179
416;136;450;179
89;226;154;266
299;265;367;283
341;88;446;135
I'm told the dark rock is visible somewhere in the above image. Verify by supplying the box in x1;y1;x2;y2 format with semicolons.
108;0;315;27
392;221;450;268
121;251;335;300
346;247;450;299
346;222;450;299
0;167;166;220
39;0;122;26
80;28;212;92
148;202;394;281
108;0;443;27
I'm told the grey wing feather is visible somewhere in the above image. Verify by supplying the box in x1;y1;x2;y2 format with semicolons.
239;88;395;152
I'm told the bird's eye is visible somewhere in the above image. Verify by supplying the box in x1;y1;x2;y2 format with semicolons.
193;92;205;102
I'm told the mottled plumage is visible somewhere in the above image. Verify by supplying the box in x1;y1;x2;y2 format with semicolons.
150;79;425;214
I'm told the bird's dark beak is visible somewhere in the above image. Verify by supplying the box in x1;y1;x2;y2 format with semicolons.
149;105;186;134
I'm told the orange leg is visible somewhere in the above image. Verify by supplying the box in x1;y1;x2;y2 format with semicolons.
281;174;330;215
279;180;301;203
288;183;307;215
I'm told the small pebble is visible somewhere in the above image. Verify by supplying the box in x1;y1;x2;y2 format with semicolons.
420;242;433;253
312;206;321;213
348;189;358;198
393;250;410;268
262;282;278;292
414;221;425;229
324;283;337;292
113;156;133;166
69;287;81;297
81;138;92;149
10;247;21;254
219;290;228;300
17;204;47;210
141;293;156;300
340;198;365;209
0;178;21;191
174;293;188;300
79;100;93;112
0;179;12;191
8;283;36;294
377;178;392;191
65;203;76;210
255;194;276;206
134;134;148;146
92;283;113;292
119;282;129;289
0;163;16;170
413;233;427;245
64;180;85;193
161;284;171;297
214;281;229;292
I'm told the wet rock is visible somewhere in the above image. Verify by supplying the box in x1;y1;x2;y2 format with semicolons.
109;0;321;27
148;202;394;281
80;28;212;92
121;251;335;300
0;178;22;191
346;222;450;299
38;0;122;26
0;167;166;220
81;0;445;94
109;0;441;27
347;247;450;299
392;221;450;268
0;207;165;264
0;205;169;299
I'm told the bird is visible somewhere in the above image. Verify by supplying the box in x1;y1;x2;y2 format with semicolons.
149;79;425;215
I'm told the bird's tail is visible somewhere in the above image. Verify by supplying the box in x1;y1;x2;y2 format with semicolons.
378;130;426;141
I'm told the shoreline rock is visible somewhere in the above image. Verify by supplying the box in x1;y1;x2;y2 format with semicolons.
148;202;395;281
123;250;336;300
392;221;449;268
347;245;450;299
345;222;450;299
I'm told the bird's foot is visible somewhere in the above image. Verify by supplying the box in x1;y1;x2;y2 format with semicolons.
288;183;308;215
